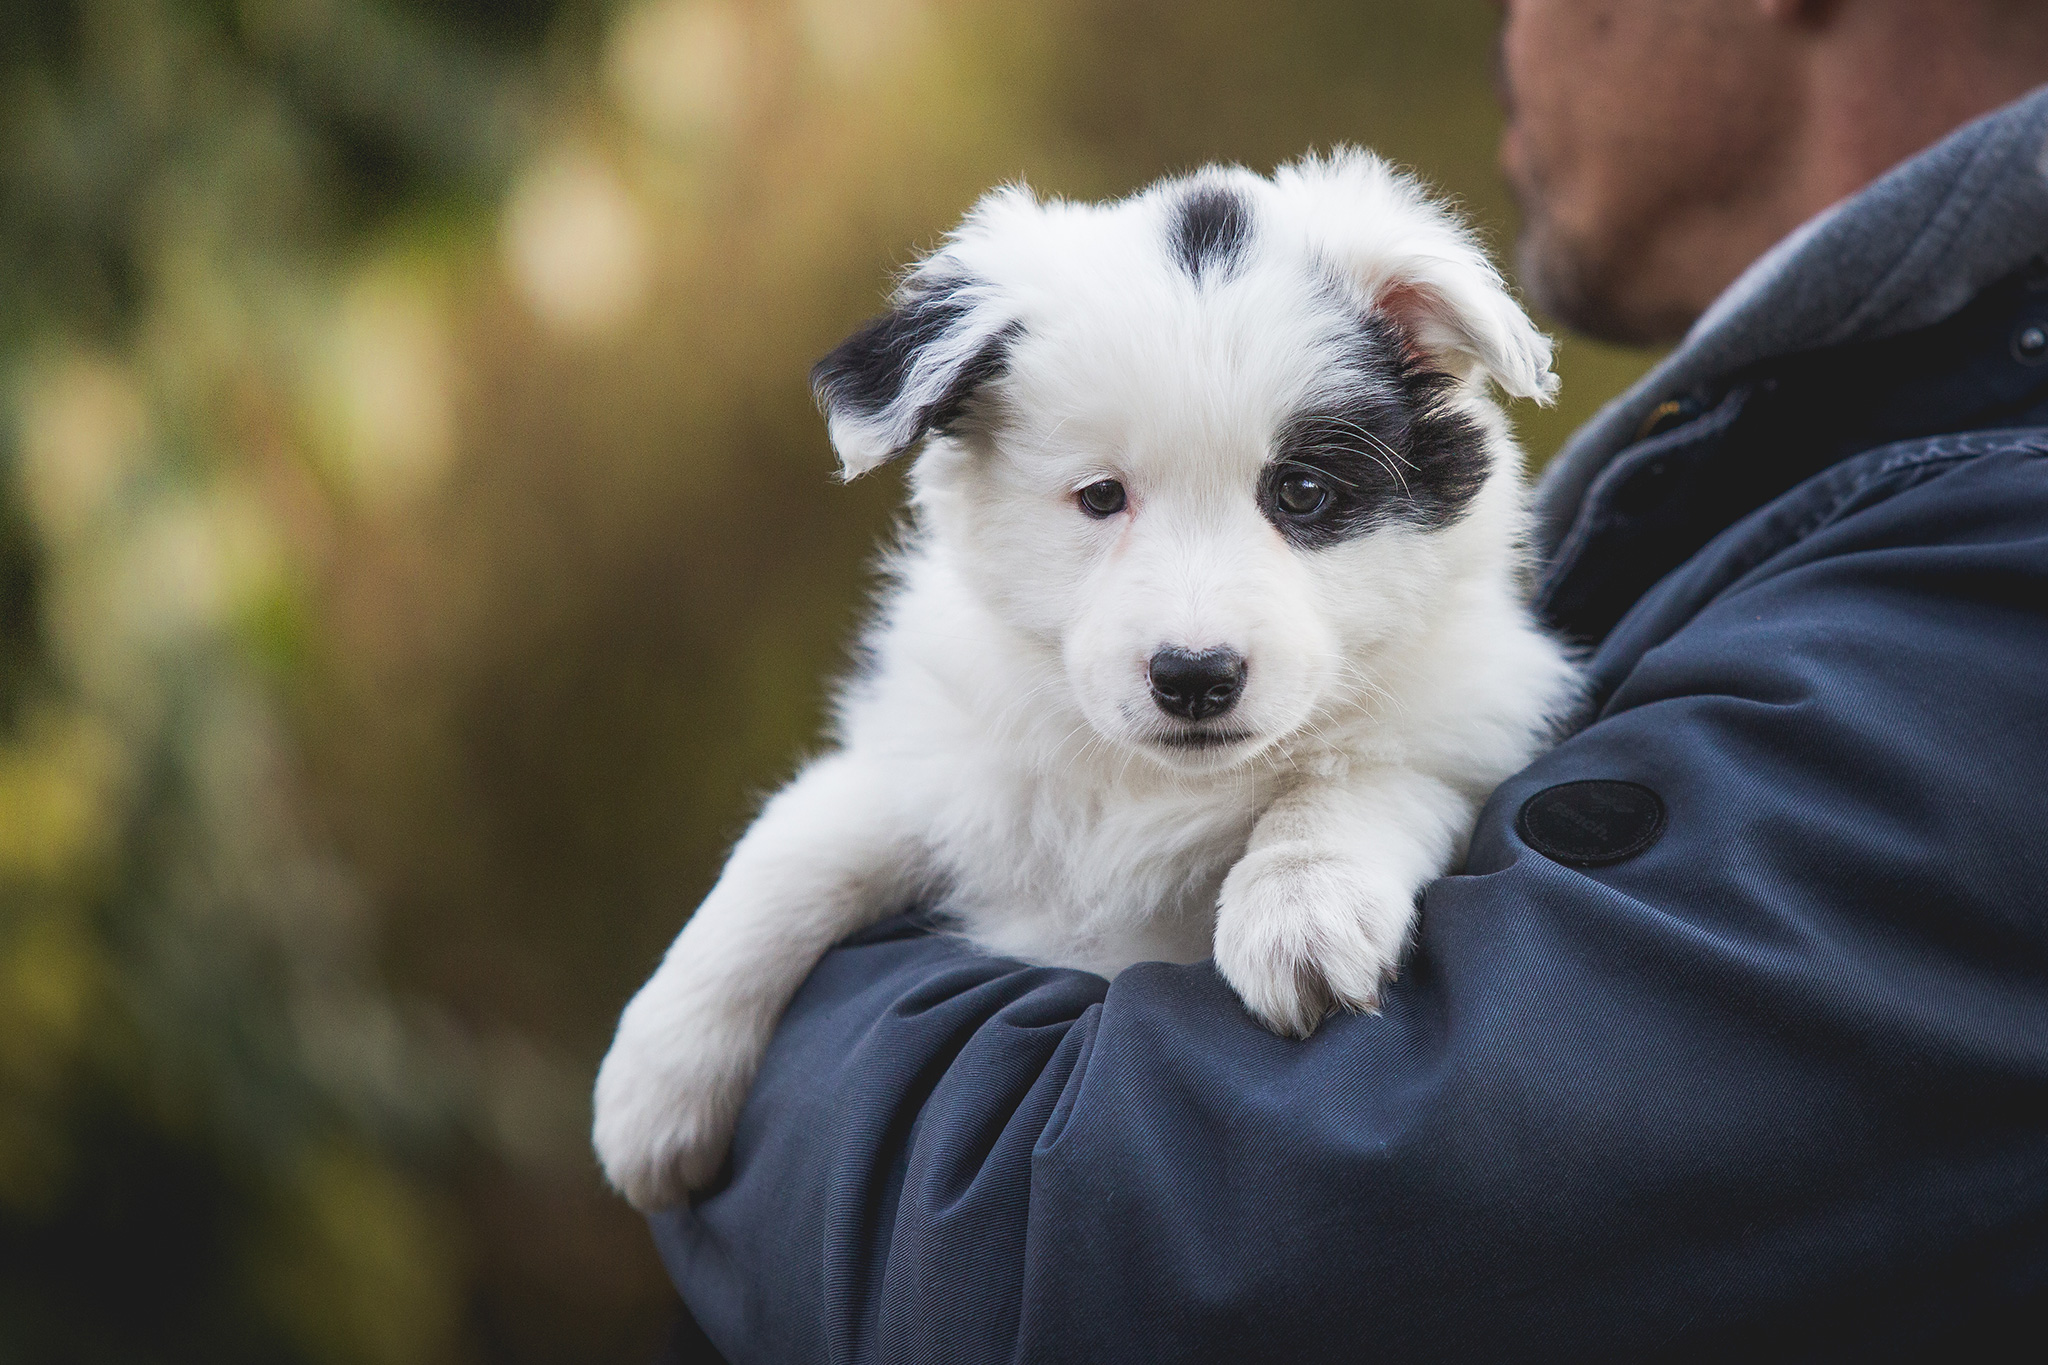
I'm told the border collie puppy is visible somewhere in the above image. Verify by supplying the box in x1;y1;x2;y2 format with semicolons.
595;150;1582;1209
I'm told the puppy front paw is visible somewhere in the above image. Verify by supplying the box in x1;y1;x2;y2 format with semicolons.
591;1002;762;1211
1213;843;1418;1037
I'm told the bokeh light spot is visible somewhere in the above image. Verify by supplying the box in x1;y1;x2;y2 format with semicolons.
799;0;929;83
500;149;653;341
17;356;150;545
320;271;460;506
606;0;751;141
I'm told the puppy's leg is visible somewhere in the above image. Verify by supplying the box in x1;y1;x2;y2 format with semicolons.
592;751;927;1209
1214;769;1475;1037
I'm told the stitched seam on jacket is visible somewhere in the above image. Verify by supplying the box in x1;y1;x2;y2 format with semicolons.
1799;430;2048;536
1700;428;2048;593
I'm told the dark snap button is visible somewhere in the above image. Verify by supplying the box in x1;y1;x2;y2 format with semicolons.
1517;780;1667;868
2014;323;2048;365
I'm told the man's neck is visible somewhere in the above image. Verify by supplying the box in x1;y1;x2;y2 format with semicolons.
1789;8;2048;221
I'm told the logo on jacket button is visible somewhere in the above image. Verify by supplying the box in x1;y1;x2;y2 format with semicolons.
1517;780;1667;867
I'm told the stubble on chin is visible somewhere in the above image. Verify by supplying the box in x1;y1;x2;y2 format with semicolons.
1511;192;1669;350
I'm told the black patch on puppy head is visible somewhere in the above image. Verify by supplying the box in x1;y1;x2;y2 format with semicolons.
1171;186;1252;282
812;285;1020;459
1261;311;1490;550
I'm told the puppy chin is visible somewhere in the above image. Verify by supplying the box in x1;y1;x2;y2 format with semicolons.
1078;686;1303;775
1132;723;1269;773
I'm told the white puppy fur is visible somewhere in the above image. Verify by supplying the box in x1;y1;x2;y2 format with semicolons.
593;150;1582;1210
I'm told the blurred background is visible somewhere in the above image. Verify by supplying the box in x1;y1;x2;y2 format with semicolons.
0;2;1655;1360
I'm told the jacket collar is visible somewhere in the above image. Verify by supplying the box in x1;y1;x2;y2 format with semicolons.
1532;82;2048;561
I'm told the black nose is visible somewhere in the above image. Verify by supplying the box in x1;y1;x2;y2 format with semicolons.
1148;647;1247;721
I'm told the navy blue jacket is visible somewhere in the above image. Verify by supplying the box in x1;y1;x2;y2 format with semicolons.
654;108;2048;1361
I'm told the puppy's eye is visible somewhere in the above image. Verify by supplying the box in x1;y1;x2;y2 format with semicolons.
1276;473;1330;517
1078;479;1128;518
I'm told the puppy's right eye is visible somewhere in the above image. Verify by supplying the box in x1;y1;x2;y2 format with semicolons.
1276;472;1330;517
1078;479;1128;518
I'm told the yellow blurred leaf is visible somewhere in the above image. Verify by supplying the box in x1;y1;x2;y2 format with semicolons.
0;711;126;888
252;1144;463;1365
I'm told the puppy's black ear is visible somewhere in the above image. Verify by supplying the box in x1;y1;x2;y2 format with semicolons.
811;283;1020;478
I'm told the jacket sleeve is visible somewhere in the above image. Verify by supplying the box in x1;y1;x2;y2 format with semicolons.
652;446;2048;1364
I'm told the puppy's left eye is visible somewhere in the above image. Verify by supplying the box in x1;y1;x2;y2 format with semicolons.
1276;472;1330;517
1078;479;1128;517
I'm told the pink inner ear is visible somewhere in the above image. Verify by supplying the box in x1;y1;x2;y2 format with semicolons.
1369;280;1451;366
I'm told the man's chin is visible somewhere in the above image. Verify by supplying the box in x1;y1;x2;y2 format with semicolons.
1515;215;1689;349
1515;218;1602;337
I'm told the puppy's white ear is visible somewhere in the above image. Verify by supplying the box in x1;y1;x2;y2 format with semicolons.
811;280;1020;478
1369;270;1558;405
1282;149;1558;404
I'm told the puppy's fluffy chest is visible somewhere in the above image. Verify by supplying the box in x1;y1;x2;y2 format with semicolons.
842;553;1381;974
930;759;1262;972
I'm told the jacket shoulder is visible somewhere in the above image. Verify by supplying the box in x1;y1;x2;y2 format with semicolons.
1591;426;2048;694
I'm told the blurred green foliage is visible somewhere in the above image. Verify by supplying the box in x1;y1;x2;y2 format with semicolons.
0;2;1656;1361
0;3;575;1361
